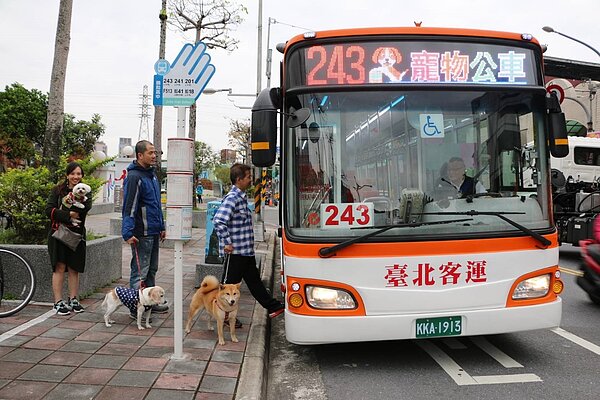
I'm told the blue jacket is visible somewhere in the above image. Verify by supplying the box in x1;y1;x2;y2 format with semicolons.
121;161;165;240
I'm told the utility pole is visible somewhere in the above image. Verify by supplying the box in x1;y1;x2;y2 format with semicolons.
266;17;275;89
255;0;265;232
154;0;167;180
256;0;263;96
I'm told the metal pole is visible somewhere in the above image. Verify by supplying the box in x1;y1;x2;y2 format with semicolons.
266;18;274;89
171;106;186;360
154;0;167;183
255;0;265;226
256;0;263;95
588;80;597;131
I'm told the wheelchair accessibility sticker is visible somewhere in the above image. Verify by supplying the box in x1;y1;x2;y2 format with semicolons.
420;114;444;138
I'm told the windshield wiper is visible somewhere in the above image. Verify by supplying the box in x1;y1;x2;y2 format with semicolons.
318;218;473;258
420;210;551;248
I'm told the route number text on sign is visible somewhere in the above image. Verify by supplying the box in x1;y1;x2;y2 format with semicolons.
320;203;374;229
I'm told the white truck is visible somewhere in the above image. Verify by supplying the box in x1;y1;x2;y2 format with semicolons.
551;136;600;245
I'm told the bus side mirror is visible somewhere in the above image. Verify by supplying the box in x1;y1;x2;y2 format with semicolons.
251;89;280;167
547;92;569;158
251;88;311;167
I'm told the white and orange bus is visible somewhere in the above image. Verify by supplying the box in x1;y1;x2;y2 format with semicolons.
250;26;569;344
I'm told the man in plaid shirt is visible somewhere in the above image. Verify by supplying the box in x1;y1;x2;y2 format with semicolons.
213;163;284;328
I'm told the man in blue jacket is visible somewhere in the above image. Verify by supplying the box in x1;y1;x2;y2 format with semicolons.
122;140;168;315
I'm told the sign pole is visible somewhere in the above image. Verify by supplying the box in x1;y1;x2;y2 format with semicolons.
153;41;216;361
172;106;186;360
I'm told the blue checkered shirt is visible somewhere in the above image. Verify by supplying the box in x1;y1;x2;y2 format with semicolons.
213;186;254;256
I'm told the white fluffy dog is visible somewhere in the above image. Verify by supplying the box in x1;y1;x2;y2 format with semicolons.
62;182;91;210
102;286;166;330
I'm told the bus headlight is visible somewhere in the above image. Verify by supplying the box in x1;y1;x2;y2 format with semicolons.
512;274;550;299
305;286;356;309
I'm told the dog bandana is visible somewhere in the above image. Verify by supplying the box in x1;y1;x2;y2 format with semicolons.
115;287;151;314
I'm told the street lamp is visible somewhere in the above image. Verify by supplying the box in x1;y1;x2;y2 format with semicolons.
204;87;256;109
543;26;600;131
202;88;232;95
542;26;600;58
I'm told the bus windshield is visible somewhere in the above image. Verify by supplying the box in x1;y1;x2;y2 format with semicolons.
284;89;551;240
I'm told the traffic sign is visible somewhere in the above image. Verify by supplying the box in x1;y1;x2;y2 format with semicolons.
546;84;565;104
153;42;216;107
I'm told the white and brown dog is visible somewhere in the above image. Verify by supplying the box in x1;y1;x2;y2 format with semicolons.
102;286;165;330
369;47;409;83
185;275;241;345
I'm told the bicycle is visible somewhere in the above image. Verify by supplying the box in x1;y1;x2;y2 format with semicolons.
0;248;36;317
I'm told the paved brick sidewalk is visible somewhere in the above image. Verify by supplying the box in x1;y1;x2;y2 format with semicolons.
0;211;274;399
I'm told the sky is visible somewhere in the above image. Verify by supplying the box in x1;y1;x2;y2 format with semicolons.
1;0;599;158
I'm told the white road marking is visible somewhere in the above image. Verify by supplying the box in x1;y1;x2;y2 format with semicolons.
471;337;524;368
0;310;55;343
442;338;467;349
473;374;542;384
418;340;541;386
417;340;478;385
552;327;600;356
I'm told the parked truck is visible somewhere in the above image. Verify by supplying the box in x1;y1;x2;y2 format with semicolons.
552;136;600;245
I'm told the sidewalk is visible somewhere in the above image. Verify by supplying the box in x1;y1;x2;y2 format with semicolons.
0;211;275;400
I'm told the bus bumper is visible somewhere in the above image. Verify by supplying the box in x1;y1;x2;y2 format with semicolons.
284;298;562;345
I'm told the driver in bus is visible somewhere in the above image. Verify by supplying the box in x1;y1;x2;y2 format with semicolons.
435;157;486;200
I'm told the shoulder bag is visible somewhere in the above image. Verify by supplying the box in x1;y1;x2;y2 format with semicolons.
51;208;83;251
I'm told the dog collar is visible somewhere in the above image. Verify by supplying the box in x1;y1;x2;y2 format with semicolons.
213;299;230;321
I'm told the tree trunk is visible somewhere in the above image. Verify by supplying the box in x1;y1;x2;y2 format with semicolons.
43;0;73;180
189;103;197;141
154;0;167;183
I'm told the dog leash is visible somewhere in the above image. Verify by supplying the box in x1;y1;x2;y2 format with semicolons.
222;253;231;284
133;242;147;289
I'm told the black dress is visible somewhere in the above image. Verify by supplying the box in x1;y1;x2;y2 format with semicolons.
45;185;92;273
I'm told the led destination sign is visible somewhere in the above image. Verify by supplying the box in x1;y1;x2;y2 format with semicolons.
301;41;538;86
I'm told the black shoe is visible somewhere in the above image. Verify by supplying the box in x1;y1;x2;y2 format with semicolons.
151;303;169;313
130;312;152;324
224;318;243;329
68;297;84;313
53;300;70;316
268;303;285;319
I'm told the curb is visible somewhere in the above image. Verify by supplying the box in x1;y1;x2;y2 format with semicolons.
235;233;277;400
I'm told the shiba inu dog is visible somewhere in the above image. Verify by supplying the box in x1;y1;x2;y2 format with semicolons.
185;275;241;345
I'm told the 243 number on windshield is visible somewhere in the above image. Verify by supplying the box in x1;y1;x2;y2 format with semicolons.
320;203;374;229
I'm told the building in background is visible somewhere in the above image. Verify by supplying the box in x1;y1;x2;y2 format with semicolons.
220;149;237;164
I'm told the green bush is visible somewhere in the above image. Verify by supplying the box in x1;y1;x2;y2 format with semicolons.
0;166;53;243
0;155;110;244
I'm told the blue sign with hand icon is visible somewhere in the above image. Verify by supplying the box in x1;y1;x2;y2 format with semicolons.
153;42;216;107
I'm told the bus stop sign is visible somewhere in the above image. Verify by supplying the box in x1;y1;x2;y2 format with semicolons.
153;42;216;107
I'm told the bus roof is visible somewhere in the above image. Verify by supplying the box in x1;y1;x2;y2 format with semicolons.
284;26;541;53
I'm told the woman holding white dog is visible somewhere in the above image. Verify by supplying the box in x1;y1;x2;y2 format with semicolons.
45;162;92;315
